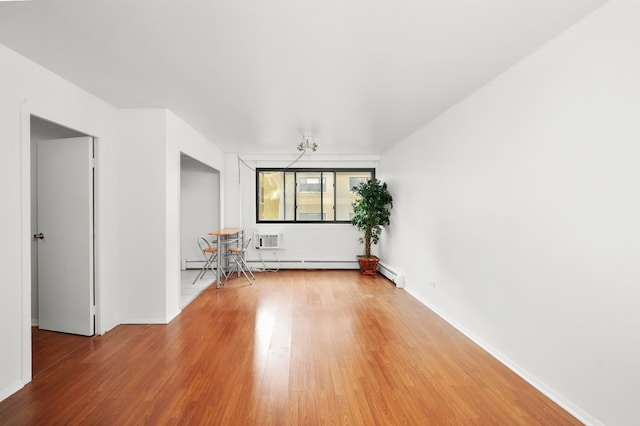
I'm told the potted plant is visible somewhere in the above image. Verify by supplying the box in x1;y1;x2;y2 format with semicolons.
351;178;393;275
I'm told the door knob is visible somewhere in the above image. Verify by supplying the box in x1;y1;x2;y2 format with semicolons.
33;232;44;240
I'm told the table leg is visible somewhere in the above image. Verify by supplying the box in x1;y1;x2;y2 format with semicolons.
216;234;222;288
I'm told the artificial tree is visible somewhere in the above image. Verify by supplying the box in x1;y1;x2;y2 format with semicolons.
351;178;393;274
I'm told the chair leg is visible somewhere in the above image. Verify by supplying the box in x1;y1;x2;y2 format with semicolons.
238;259;253;284
192;254;216;284
192;264;207;284
238;255;256;281
231;255;254;284
219;265;230;283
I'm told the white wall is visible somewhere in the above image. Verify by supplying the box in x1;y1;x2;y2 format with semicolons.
228;153;379;269
0;43;120;401
379;1;639;425
181;156;220;268
118;109;168;323
118;109;225;323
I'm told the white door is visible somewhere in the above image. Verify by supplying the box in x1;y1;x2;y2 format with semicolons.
37;137;94;336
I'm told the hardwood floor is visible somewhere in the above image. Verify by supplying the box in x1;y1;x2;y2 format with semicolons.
32;327;92;378
1;270;579;425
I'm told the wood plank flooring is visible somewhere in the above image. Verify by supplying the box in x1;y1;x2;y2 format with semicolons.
1;270;580;425
32;327;92;378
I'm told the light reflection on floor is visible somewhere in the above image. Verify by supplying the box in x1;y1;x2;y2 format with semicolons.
254;302;277;370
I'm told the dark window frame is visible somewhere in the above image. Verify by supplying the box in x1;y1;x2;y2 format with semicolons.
256;168;375;224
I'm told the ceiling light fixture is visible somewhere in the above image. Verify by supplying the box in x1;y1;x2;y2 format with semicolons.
297;135;318;152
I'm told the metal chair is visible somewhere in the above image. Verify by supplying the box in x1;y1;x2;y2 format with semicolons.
192;236;219;284
227;237;255;284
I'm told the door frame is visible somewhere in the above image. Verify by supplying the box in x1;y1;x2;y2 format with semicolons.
20;104;103;384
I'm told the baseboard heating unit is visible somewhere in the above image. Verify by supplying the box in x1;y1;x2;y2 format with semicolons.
377;261;405;288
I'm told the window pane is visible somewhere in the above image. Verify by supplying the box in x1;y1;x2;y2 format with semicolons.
284;172;295;220
298;213;325;220
297;172;322;221
324;172;335;221
258;171;285;221
336;171;373;221
298;176;325;192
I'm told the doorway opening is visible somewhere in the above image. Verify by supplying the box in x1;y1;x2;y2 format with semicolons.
30;115;96;375
180;153;220;308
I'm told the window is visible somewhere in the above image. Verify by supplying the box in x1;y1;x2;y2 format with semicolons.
257;168;374;223
349;176;369;189
298;213;326;220
298;176;326;193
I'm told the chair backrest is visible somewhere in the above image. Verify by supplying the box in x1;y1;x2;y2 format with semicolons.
228;236;252;253
243;237;252;250
197;236;215;257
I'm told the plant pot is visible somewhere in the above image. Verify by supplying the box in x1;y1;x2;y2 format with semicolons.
358;255;379;275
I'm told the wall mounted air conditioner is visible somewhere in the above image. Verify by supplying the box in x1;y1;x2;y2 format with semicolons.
254;232;283;250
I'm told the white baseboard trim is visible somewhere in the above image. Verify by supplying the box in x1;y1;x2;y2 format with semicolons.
99;319;119;335
0;379;25;403
403;287;603;426
166;309;181;324
246;260;359;270
186;260;360;271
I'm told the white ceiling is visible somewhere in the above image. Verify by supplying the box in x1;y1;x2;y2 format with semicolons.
0;0;607;154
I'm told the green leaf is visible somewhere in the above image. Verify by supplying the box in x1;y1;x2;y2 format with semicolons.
350;178;393;257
